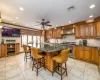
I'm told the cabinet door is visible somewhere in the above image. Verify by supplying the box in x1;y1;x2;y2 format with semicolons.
84;51;91;62
80;25;86;38
79;47;84;60
0;45;1;57
53;29;57;38
75;26;80;38
96;21;100;36
88;23;95;38
85;26;89;38
91;48;99;64
15;44;20;54
1;44;7;57
57;28;62;38
74;46;80;59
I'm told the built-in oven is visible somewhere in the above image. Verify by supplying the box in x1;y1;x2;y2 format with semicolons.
61;42;76;58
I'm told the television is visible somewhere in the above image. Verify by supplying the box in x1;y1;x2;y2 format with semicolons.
2;26;20;37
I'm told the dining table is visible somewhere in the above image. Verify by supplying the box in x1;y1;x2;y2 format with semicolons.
28;43;68;71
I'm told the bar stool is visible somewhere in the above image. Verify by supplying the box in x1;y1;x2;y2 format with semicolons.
23;45;31;62
31;48;45;76
52;48;70;80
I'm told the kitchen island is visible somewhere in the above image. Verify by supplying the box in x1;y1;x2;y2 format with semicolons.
28;43;68;71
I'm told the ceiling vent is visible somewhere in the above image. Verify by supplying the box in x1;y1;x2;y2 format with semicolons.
67;6;75;11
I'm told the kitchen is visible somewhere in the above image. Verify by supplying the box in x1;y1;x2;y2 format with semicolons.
0;0;100;80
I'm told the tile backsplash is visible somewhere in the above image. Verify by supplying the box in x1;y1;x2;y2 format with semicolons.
48;35;100;47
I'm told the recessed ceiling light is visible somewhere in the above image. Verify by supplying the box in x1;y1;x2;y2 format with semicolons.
89;15;93;18
16;17;19;19
69;21;72;24
90;4;95;9
19;7;24;11
13;22;15;24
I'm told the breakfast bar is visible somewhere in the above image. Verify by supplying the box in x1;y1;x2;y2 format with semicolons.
28;43;67;71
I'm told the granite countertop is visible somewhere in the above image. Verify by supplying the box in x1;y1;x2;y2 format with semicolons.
75;45;100;48
28;43;67;52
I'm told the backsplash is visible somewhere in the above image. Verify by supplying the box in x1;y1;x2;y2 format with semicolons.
48;35;100;47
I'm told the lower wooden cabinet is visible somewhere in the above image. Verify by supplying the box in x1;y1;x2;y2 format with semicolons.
74;46;99;64
0;43;20;57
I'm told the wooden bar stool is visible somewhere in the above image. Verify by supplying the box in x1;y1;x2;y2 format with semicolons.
31;48;45;76
52;48;70;80
23;45;31;62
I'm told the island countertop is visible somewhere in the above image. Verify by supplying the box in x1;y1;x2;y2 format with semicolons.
28;43;67;52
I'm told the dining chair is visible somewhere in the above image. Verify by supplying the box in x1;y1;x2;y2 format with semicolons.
23;45;31;62
31;48;45;76
52;48;70;80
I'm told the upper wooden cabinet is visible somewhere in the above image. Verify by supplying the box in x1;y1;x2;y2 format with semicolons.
75;26;80;38
75;23;96;39
46;29;53;38
56;28;62;38
96;21;100;37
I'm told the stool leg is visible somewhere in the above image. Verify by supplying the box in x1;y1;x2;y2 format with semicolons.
52;61;55;76
37;59;39;76
32;59;35;71
60;64;62;80
65;63;67;76
25;53;27;62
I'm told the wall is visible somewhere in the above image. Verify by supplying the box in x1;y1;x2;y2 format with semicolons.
0;23;23;52
48;35;100;47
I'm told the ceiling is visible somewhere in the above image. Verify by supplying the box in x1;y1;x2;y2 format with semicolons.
0;0;100;29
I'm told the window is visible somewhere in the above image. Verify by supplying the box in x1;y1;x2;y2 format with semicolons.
22;35;27;46
28;35;32;44
21;35;40;47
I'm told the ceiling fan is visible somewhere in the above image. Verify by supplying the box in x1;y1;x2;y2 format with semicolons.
36;19;52;30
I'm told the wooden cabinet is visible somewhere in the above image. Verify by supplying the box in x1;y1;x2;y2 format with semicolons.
56;28;62;38
0;43;20;57
75;26;80;38
46;29;53;38
84;47;91;62
80;25;86;38
74;46;99;64
0;45;1;57
15;43;20;54
1;44;7;57
96;21;100;37
52;29;57;38
75;23;96;39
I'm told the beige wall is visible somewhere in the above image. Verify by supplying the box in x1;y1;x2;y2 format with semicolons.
0;23;23;52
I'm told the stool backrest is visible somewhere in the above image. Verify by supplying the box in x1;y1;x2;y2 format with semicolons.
60;48;70;63
31;48;39;59
23;45;29;52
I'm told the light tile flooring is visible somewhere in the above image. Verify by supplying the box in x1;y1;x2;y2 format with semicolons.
0;53;100;80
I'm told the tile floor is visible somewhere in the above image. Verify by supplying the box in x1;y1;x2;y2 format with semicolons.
0;53;100;80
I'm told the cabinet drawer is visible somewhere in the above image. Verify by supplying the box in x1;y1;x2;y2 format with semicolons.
84;47;91;51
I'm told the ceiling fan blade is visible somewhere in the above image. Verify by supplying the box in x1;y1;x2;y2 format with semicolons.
46;24;52;26
36;21;41;23
45;21;50;24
